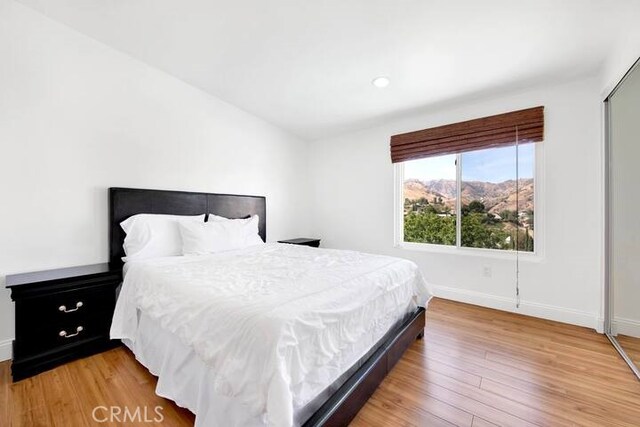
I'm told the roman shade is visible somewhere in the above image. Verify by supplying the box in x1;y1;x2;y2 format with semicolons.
390;106;544;163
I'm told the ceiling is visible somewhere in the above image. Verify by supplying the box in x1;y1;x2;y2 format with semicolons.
17;0;640;140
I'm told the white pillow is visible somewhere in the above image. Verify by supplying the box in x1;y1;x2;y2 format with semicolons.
207;213;230;222
207;213;263;244
120;214;206;261
180;215;263;254
207;213;250;223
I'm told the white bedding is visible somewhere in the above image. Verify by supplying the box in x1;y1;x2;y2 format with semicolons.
111;243;431;426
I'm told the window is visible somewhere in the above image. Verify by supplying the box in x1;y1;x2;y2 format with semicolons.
390;106;543;254
399;145;536;253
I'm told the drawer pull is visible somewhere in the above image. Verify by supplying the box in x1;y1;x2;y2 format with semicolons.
59;326;83;338
59;301;83;313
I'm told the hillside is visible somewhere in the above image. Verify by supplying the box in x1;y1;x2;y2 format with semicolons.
404;178;534;214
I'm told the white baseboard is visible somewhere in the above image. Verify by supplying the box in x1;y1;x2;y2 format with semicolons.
612;317;640;338
0;339;12;362
432;285;601;331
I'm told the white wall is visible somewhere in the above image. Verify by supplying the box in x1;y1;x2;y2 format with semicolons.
309;78;604;330
0;0;310;361
600;26;640;98
610;62;640;338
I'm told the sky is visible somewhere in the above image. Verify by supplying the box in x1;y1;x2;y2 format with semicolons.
404;144;534;183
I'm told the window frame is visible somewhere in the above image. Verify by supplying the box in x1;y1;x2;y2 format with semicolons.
393;143;544;261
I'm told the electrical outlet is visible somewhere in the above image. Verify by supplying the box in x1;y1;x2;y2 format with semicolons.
482;266;492;278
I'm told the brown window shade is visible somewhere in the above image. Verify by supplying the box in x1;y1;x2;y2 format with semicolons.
390;106;544;163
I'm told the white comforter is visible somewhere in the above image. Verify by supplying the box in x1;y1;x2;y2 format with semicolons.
111;243;431;426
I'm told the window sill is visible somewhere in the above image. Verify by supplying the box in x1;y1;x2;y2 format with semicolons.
395;241;544;262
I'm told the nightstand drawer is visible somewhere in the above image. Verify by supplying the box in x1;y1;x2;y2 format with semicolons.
15;285;115;332
7;263;121;381
13;314;112;359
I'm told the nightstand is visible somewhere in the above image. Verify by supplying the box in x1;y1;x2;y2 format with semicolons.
6;263;122;381
278;238;321;248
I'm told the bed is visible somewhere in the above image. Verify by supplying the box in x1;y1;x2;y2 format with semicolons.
108;187;431;427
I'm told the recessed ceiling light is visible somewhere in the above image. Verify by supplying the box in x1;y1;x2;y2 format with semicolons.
372;76;390;88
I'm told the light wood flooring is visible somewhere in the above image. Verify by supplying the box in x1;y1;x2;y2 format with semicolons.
616;335;640;371
1;298;639;426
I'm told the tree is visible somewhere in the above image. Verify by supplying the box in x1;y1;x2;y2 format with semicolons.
404;212;456;245
500;210;518;223
467;200;486;213
526;209;534;230
404;210;534;253
483;212;499;225
461;213;508;249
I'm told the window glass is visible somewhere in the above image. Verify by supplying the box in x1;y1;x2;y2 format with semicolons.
460;145;534;252
403;154;457;246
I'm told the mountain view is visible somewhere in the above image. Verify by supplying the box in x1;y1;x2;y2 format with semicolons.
404;178;534;215
403;178;534;251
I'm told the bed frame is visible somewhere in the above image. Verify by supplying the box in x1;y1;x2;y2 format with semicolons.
108;187;425;426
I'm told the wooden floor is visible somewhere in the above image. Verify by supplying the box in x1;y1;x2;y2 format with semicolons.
617;335;640;369
1;298;639;426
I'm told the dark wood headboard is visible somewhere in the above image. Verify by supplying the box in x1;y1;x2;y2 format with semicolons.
109;187;266;266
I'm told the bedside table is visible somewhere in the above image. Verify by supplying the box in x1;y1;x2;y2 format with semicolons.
278;238;321;248
6;263;122;381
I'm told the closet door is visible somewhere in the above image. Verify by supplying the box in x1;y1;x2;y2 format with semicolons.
607;57;640;379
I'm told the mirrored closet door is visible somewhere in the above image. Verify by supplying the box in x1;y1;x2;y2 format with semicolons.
606;56;640;379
